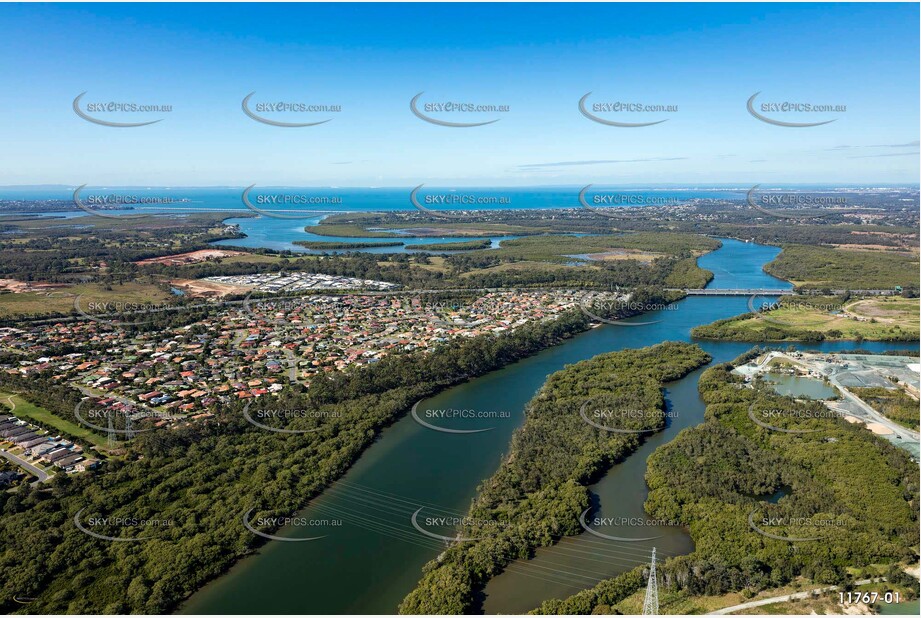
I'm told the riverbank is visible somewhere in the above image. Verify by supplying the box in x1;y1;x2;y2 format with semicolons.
0;307;594;615
293;240;404;250
399;342;712;614
180;239;918;615
534;356;919;614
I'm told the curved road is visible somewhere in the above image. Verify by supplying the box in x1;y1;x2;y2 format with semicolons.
826;370;920;444
0;449;50;485
763;352;919;445
710;578;881;614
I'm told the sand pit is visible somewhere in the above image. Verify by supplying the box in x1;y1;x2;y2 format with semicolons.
841;414;894;436
865;422;893;435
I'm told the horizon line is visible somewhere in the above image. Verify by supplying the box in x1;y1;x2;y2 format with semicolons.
2;183;919;190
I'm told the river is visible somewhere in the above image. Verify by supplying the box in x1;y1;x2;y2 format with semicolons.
1;185;742;255
181;238;916;614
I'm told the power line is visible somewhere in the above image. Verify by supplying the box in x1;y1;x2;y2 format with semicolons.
642;547;659;616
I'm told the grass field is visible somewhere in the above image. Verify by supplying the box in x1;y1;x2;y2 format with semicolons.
0;391;109;450
0;281;173;319
189;252;283;265
693;295;919;342
412;256;450;273
458;260;583;277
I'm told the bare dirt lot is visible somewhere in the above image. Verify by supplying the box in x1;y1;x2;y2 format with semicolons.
135;249;244;266
170;278;249;298
0;279;69;294
846;297;914;322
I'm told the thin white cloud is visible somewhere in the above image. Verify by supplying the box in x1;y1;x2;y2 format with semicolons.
517;157;687;170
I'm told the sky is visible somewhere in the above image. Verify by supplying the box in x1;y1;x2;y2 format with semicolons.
0;2;918;187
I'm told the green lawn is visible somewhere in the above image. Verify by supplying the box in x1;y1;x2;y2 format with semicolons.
0;391;109;450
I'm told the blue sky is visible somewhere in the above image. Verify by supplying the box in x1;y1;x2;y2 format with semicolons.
1;2;918;186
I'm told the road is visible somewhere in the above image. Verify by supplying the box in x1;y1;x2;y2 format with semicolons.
825;370;920;444
0;448;50;485
1;394;52;485
752;352;919;445
20;287;902;327
710;578;880;614
281;347;302;383
675;288;793;296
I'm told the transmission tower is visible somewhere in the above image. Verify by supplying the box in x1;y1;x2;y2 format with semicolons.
642;546;659;616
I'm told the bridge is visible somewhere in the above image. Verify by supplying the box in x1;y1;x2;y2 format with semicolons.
671;288;794;296
676;288;901;296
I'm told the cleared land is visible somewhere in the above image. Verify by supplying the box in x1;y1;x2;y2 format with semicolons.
302;223;405;238
168;278;249;298
580;248;668;262
692;296;919;342
609;575;916;615
484;233;719;263
0;279;68;294
0;281;173;320
293;240;404;250
135;249;244;265
458;261;576;278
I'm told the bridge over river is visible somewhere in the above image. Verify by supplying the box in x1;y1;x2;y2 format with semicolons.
673;288;899;296
670;288;794;296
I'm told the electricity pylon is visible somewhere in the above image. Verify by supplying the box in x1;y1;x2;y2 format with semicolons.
642;546;659;615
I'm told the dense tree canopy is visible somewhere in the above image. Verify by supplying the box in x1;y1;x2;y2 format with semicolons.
399;342;711;614
0;310;591;614
531;356;919;614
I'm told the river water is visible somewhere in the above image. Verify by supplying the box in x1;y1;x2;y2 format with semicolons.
181;238;916;614
2;185;742;255
211;213;526;254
